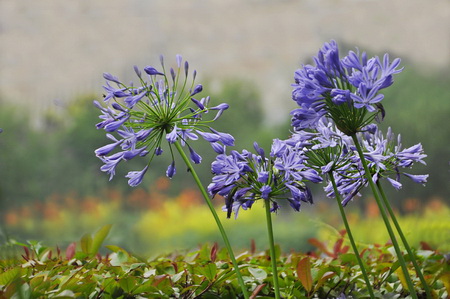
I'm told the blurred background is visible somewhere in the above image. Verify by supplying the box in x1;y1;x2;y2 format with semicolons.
1;0;449;256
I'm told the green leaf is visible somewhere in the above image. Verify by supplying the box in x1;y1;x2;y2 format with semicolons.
0;267;21;285
197;262;217;281
119;276;137;293
105;244;126;253
80;233;92;255
339;253;358;264
132;279;159;295
297;256;313;292
314;271;335;291
441;272;450;295
248;267;267;281
110;251;128;266
89;224;112;257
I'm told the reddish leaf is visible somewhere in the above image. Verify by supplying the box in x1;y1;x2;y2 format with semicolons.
172;261;178;273
341;245;349;255
23;246;30;260
66;242;76;260
250;239;256;255
210;242;218;262
297;257;313;292
420;241;433;251
250;283;266;299
308;238;333;257
333;238;344;255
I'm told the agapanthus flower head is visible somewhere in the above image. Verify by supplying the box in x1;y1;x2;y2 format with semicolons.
356;124;428;189
291;40;403;135
95;55;233;186
208;140;322;219
288;118;353;175
315;122;429;206
286;118;361;205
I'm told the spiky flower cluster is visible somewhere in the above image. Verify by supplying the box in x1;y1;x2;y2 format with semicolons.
291;40;403;135
288;119;428;206
288;41;427;206
95;55;233;186
208;141;322;218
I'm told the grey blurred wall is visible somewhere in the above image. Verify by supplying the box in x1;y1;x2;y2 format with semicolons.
1;0;449;124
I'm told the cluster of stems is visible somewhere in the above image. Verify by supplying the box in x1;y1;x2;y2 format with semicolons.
351;136;432;299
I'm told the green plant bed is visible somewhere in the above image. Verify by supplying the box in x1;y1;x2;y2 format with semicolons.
1;228;448;298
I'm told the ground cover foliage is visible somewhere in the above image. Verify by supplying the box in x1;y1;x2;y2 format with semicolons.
0;225;449;298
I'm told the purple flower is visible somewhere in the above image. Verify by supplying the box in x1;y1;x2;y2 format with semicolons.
95;55;235;185
350;83;384;112
291;40;402;134
190;84;203;96
209;139;321;218
95;134;122;156
144;66;164;76
403;173;428;185
320;123;429;204
260;185;272;200
166;161;176;178
103;73;122;85
124;90;146;108
257;171;269;183
189;147;202;164
126;166;149;187
166;125;179;144
210;103;229;121
196;131;220;143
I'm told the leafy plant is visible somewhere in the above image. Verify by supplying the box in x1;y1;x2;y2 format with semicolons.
1;229;448;298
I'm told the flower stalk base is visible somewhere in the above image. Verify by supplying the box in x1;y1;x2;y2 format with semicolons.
264;199;281;299
173;141;250;299
376;181;432;298
329;173;375;299
351;134;418;299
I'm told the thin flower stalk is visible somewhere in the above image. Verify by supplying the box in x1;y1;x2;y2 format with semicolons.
357;125;431;297
328;173;375;299
376;181;432;298
264;199;281;299
173;140;250;299
351;135;418;299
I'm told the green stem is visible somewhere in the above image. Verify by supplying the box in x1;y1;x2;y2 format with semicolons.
351;134;418;299
173;141;249;299
329;173;375;299
264;199;281;299
376;181;432;298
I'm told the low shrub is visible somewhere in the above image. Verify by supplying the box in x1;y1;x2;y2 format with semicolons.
0;227;448;298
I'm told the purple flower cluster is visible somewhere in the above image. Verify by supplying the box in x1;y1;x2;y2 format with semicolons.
333;125;428;206
95;55;233;186
291;40;403;135
290;119;428;206
287;41;427;206
208;141;322;218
